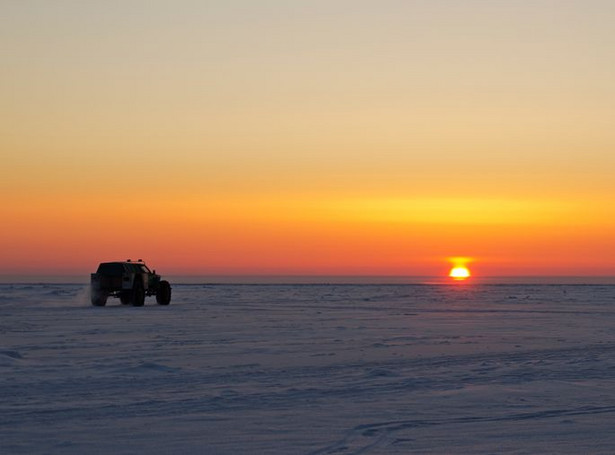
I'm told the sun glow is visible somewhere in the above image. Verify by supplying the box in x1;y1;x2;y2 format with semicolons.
448;257;472;281
449;266;471;279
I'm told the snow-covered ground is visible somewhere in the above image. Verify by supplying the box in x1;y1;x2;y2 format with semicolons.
2;283;615;454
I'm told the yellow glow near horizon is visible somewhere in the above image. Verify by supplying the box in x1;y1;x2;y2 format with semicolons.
449;266;471;280
448;257;472;280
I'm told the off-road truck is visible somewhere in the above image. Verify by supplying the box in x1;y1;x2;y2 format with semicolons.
90;260;171;306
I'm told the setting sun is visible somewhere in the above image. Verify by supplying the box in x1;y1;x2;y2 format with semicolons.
448;257;472;280
449;266;471;280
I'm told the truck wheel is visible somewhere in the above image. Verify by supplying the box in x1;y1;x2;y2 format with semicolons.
91;290;107;306
119;292;131;305
131;278;145;307
156;280;171;305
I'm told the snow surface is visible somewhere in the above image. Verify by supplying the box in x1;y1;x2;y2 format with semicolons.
2;283;615;454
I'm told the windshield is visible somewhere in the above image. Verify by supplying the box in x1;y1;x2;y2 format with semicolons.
96;263;125;276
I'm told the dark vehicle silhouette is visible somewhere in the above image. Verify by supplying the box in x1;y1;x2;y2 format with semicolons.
90;260;171;306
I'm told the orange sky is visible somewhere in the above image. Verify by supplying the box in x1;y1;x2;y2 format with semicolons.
2;1;615;276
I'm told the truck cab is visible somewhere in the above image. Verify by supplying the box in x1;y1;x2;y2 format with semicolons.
90;260;171;307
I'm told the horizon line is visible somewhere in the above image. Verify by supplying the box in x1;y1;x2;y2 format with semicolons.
1;274;614;285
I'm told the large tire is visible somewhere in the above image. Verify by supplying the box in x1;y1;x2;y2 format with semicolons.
156;280;171;305
91;289;107;306
131;277;145;307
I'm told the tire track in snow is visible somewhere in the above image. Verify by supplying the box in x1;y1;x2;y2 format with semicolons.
309;405;615;454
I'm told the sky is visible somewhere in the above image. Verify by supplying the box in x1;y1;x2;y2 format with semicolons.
2;0;615;277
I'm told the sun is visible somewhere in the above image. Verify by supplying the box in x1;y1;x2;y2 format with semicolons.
449;266;471;280
447;257;473;281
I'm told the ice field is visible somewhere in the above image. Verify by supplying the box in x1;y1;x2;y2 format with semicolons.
3;282;615;454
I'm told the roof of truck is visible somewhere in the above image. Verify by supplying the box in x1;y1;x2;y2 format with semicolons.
96;261;151;275
98;260;147;265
